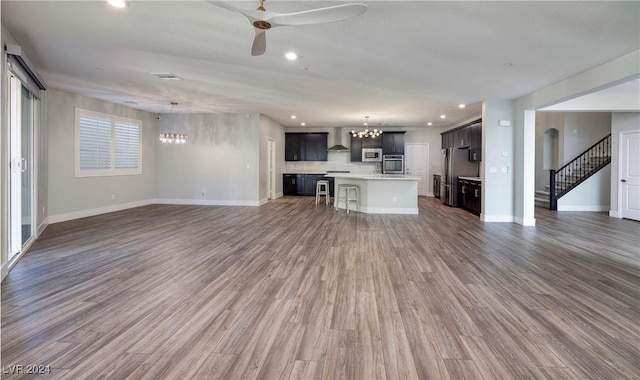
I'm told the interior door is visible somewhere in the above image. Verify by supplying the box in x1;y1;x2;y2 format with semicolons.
405;143;429;196
620;131;640;221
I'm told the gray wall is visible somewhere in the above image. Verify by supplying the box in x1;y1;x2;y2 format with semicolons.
535;112;611;191
562;113;611;161
259;115;285;201
481;100;515;221
610;112;640;216
155;113;260;204
47;88;157;219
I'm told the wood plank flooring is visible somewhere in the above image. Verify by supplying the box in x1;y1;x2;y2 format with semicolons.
2;197;639;379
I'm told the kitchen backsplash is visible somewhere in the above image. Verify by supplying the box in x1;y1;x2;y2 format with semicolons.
284;151;378;173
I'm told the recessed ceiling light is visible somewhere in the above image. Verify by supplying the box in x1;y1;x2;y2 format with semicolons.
504;62;513;67
458;104;466;108
440;114;446;119
285;52;298;61
291;115;297;119
427;122;433;126
301;122;306;126
106;0;129;8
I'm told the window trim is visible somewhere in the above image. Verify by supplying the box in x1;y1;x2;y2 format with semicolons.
75;108;142;177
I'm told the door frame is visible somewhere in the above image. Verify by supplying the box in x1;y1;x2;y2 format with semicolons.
618;130;640;221
267;138;276;200
7;74;38;266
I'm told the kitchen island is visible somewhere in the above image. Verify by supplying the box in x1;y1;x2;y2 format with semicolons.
325;173;420;214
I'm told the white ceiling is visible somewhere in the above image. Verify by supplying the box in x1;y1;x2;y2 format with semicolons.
2;1;639;128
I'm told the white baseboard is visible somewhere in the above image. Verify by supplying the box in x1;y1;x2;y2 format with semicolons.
609;210;621;218
1;261;8;282
154;198;261;207
274;192;284;199
48;199;154;224
481;214;515;223
515;216;536;226
259;198;269;206
557;205;609;212
37;217;49;236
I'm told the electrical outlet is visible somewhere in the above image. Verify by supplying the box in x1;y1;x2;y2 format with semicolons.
201;190;206;196
392;196;397;202
111;194;116;200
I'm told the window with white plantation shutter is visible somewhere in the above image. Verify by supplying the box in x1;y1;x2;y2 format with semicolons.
75;108;142;176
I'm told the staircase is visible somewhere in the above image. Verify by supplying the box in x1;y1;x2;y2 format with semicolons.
549;133;611;210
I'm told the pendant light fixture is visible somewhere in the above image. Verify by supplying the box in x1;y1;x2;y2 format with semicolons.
159;102;188;144
351;116;382;138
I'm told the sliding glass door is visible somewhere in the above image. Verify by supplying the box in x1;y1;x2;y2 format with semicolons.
8;75;35;262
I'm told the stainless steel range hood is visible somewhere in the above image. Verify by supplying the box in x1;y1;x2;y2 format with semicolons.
327;128;350;151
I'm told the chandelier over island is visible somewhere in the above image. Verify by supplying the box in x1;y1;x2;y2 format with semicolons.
351;116;382;138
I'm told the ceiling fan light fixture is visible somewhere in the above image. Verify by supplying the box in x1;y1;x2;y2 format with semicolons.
106;0;129;8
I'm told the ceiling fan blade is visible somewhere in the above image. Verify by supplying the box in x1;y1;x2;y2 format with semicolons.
205;1;275;23
251;30;267;56
268;3;367;26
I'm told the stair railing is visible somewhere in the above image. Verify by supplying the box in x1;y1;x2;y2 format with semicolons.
549;133;611;210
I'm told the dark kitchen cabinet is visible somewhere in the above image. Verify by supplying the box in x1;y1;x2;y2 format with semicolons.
441;119;482;161
283;174;306;195
285;133;328;161
468;122;482;162
382;132;405;155
350;136;362;162
285;134;305;161
304;134;328;161
459;178;481;215
283;173;332;196
303;174;325;196
433;174;441;199
350;134;383;161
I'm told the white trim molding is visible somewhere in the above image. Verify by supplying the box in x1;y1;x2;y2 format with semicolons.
481;214;515;223
1;262;9;282
48;199;154;224
609;210;621;218
557;205;609;212
154;199;261;207
515;216;536;226
37;218;49;236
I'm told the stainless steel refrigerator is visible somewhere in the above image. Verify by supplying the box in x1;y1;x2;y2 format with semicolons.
441;148;479;207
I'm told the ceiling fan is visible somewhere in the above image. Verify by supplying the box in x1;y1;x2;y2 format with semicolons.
207;0;368;56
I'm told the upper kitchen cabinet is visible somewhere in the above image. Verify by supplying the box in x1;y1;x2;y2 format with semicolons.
441;119;482;161
304;133;328;161
468;122;482;161
350;135;382;162
285;133;328;161
382;132;405;155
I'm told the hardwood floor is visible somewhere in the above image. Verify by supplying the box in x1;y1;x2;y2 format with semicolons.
2;197;639;379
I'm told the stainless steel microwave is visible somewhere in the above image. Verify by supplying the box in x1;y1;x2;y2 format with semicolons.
362;148;382;162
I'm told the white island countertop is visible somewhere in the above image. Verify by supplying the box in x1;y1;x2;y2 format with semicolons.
458;176;481;181
325;173;421;181
326;173;419;214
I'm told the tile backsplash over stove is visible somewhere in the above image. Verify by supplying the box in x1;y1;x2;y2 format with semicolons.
285;151;377;173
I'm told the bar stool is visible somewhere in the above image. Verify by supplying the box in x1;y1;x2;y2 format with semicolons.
315;180;330;205
335;184;359;214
